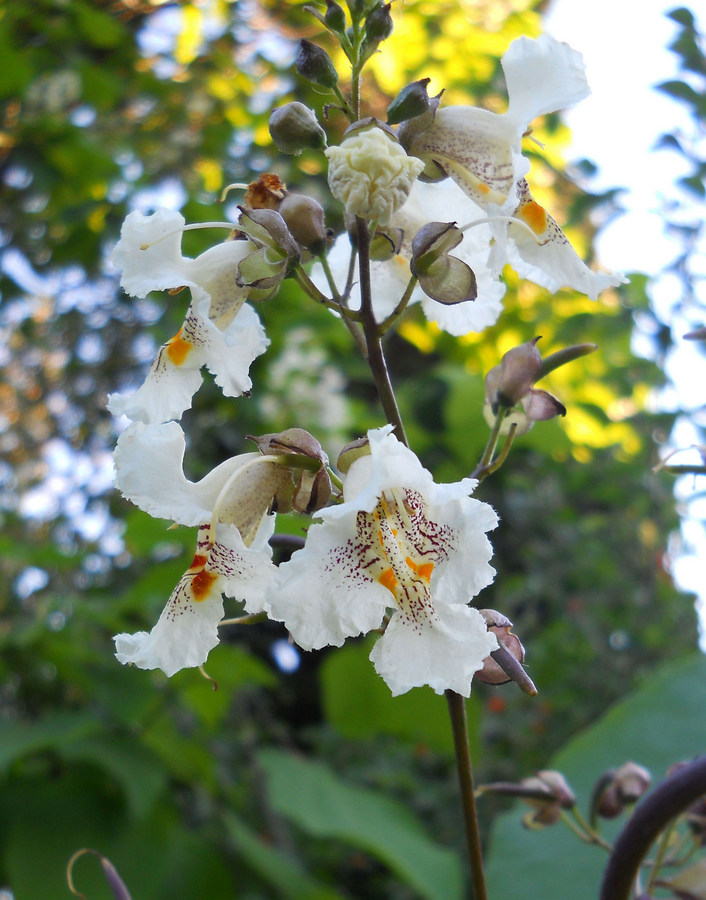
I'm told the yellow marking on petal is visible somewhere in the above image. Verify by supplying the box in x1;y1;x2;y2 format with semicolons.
191;569;219;601
378;568;397;594
519;200;548;236
166;328;193;366
477;182;490;195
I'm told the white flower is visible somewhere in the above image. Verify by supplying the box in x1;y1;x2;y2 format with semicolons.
114;521;273;677
312;179;506;336
402;35;625;299
325;124;424;224
266;426;499;696
108;208;269;424
112;420;283;675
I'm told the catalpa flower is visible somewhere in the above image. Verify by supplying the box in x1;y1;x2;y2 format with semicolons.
399;35;625;299
266;426;499;696
313;179;506;336
112;420;306;676
108;208;269;424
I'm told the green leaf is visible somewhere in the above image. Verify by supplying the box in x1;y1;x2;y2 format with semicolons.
258;747;464;900
64;734;168;819
321;635;481;757
485;654;706;900
223;812;339;900
667;7;695;28
0;711;101;772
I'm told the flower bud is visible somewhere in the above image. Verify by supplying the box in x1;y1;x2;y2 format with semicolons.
325;120;424;224
296;39;339;89
235;207;301;292
250;428;332;515
520;771;576;827
269;102;328;155
324;0;347;32
486;339;542;412
479;770;575;829
411;221;477;304
279;193;328;254
337;435;370;473
387;78;432;126
595;762;651;819
475;609;536;695
369;226;403;261
363;2;393;49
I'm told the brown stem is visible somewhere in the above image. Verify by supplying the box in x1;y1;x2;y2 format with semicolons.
355;215;408;445
599;755;706;900
446;690;488;900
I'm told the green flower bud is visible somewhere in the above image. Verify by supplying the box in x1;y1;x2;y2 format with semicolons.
387;78;432;126
364;2;393;47
269;102;327;155
324;0;347;32
279;193;327;254
296;39;339;89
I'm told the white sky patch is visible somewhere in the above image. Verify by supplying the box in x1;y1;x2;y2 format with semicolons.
546;0;691;273
548;0;706;646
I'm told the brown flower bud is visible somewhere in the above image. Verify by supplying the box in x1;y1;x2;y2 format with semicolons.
595;761;651;819
521;771;576;827
475;610;536;695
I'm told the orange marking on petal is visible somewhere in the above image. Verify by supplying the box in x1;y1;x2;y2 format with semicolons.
190;569;219;601
189;553;208;570
519;200;548;235
166;328;193;366
378;568;397;594
477;182;490;195
416;562;434;582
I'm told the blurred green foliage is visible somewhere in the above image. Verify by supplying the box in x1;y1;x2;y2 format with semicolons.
0;0;701;897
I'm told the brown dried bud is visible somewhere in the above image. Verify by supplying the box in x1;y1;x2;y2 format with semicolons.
242;173;287;210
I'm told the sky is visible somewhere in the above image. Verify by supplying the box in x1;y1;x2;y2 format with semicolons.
546;0;706;638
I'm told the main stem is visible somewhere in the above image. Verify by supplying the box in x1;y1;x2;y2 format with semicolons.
355;216;408;445
446;690;488;900
355;214;486;896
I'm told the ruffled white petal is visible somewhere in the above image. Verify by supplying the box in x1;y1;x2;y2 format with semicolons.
111;208;189;297
213;520;277;614
503;34;590;129
267;427;499;698
108;293;268;424
505;216;627;300
113;522;276;676
266;514;389;650
370;604;498;696
113;420;259;526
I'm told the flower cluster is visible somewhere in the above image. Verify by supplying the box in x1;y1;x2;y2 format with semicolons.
107;25;619;699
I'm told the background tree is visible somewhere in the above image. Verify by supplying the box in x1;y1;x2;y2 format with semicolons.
0;1;700;897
